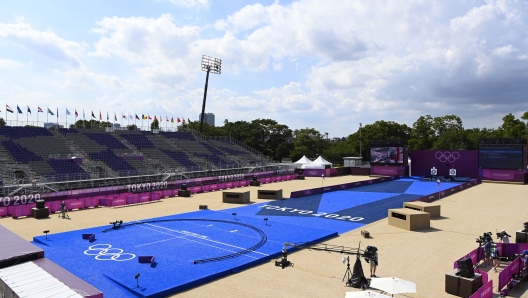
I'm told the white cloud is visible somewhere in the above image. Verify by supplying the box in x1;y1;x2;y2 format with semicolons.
164;0;209;9
0;59;23;69
492;44;516;56
0;20;86;68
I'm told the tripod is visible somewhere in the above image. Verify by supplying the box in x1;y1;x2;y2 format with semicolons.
342;256;353;286
58;205;69;219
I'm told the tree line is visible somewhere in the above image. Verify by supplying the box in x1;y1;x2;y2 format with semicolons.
181;113;528;165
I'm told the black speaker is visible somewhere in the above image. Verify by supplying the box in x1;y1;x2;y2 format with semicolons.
36;199;45;209
457;257;474;278
181;184;187;191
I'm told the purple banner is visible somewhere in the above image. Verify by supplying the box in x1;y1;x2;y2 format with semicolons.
479;168;526;183
469;280;493;298
498;257;522;290
414;179;480;203
370;165;408;176
411;150;478;177
302;169;327;177
290;176;399;199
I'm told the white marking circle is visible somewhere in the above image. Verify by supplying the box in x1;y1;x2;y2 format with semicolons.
84;244;136;261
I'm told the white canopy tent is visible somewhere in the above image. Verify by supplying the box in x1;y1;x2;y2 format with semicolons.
312;156;332;167
300;163;325;169
293;155;312;165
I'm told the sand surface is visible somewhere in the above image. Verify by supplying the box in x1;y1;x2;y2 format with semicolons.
1;176;527;297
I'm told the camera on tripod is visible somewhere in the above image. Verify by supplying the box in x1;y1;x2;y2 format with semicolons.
496;230;511;240
476;232;492;244
363;246;378;264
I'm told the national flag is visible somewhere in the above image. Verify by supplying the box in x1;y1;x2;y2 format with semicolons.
166;116;169;122
57;108;59;117
91;111;96;119
47;108;54;115
129;114;132;119
75;109;78;117
159;115;162;122
148;115;152;120
106;111;109;121
122;114;126;119
154;115;157;121
38;106;43;113
99;111;102;121
66;109;71;116
83;109;85;119
27;106;31;114
171;117;174;123
135;114;140;120
16;105;22;114
188;118;191;123
142;114;146;120
182;118;186;123
6;104;13;113
177;117;181;123
114;113;117;122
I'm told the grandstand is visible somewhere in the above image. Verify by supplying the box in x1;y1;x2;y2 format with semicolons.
0;126;275;196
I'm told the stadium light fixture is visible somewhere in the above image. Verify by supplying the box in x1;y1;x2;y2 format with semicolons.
199;55;222;134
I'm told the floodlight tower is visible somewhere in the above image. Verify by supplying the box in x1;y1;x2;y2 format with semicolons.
200;55;222;133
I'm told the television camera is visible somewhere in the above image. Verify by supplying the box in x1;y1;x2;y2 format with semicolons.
476;232;492;244
496;230;511;241
363;246;378;265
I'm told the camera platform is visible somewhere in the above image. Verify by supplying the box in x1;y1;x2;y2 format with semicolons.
388;208;430;231
31;207;49;219
403;201;441;218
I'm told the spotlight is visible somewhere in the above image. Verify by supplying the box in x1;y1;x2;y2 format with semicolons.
232;213;237;220
43;230;49;240
264;218;269;226
134;273;141;289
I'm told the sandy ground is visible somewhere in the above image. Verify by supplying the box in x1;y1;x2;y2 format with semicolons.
1;176;527;298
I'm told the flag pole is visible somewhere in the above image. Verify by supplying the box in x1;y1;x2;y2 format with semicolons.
16;107;18;127
26;106;28;126
37;107;39;126
66;108;68;128
46;107;48;124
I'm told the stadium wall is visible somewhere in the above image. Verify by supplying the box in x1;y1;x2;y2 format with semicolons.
411;150;478;177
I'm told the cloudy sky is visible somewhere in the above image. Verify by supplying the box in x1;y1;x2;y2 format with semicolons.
1;0;527;137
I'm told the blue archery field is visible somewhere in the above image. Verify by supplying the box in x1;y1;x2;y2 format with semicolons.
31;178;461;298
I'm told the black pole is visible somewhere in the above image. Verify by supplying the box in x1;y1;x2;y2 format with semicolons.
199;67;211;134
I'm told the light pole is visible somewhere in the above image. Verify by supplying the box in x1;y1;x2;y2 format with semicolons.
199;55;222;134
359;123;364;161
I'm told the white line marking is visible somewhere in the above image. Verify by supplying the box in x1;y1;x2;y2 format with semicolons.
138;225;260;259
135;236;181;247
142;222;269;257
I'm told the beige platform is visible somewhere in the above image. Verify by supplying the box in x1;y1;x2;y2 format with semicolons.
403;201;441;218
257;189;283;200
222;191;250;204
388;208;430;231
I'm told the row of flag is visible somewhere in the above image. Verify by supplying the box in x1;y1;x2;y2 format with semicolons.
4;104;191;124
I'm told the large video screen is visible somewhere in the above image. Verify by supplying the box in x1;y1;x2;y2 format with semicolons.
478;144;523;169
370;147;404;164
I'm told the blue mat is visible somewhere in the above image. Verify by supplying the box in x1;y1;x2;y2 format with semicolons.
32;178;461;297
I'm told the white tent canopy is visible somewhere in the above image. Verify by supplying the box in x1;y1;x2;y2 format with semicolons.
293;155;312;165
312;156;332;166
301;163;325;169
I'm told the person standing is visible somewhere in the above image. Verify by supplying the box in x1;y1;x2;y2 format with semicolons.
491;243;500;271
483;238;492;267
369;248;378;277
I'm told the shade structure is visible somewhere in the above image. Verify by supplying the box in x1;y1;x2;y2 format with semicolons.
369;277;416;295
345;290;391;297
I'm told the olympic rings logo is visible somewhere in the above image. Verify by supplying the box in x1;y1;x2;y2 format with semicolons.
435;151;460;163
84;244;136;261
308;171;318;175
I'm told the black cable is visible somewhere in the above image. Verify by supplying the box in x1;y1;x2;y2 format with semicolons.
101;218;267;264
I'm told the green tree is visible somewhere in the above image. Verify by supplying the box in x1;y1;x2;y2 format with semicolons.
431;115;466;149
498;113;526;138
347;120;411;160
409;115;435;151
127;124;138;131
291;128;325;160
151;119;159;130
0;117;6;126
